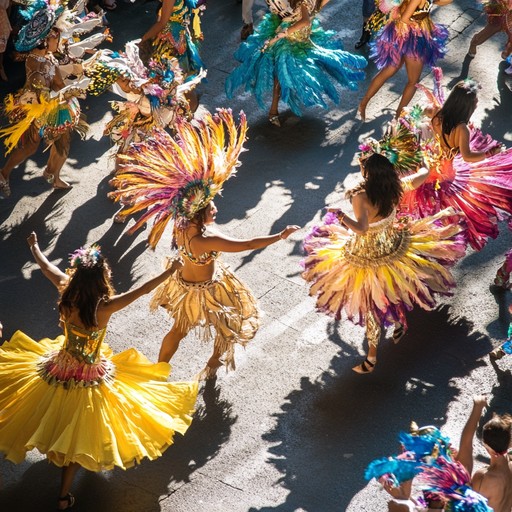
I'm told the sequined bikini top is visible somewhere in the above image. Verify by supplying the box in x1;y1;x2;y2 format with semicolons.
176;230;219;266
267;0;317;22
412;0;432;16
62;321;106;364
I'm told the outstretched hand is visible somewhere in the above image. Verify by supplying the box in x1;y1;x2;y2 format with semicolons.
280;225;301;239
27;231;38;248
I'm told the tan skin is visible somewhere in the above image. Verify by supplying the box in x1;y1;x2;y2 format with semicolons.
0;32;71;192
358;0;452;121
266;0;331;122
328;163;430;367
27;231;178;510
158;201;300;367
428;100;502;163
141;0;198;112
456;396;512;512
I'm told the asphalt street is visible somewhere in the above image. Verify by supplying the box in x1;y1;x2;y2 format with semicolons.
1;0;512;511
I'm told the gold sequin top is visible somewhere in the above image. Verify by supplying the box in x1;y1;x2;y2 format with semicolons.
342;210;409;267
267;0;317;22
62;321;106;364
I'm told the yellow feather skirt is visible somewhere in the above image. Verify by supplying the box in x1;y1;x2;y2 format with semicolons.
0;331;198;471
151;261;261;372
302;208;467;328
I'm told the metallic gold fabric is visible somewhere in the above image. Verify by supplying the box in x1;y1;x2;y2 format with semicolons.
151;261;261;372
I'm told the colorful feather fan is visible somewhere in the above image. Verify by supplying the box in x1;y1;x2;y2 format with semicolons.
110;109;247;248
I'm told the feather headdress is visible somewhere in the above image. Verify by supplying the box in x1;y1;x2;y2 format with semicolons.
358;120;423;174
110;109;248;248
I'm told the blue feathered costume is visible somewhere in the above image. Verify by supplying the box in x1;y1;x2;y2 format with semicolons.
226;0;367;116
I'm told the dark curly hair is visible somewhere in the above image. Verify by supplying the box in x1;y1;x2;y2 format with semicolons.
434;80;478;137
59;256;115;329
355;154;403;218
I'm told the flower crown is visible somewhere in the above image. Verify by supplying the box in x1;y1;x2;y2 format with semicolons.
459;78;480;95
69;245;102;269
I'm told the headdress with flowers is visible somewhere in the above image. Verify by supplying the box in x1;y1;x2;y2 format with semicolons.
69;244;103;269
358;120;423;175
15;0;65;52
458;78;481;95
109;109;247;248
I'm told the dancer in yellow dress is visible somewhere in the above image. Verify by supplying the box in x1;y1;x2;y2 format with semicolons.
302;152;467;373
0;233;198;510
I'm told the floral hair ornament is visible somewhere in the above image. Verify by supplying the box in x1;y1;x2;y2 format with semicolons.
110;109;248;248
458;78;481;95
69;245;102;269
358;120;423;175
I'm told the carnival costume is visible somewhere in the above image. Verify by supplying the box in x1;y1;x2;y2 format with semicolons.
365;423;493;512
146;0;204;80
0;1;89;157
477;0;512;55
302;175;467;347
369;0;449;69
225;0;367;116
398;70;512;251
86;41;206;154
110;110;261;378
0;248;198;472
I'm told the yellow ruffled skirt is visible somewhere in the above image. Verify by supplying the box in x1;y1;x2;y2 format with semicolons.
151;261;261;373
0;331;198;471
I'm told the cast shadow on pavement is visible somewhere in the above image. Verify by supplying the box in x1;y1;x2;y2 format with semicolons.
249;304;491;512
0;380;237;512
225;113;367;271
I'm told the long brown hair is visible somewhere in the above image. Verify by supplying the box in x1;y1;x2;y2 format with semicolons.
59;256;115;329
352;154;403;218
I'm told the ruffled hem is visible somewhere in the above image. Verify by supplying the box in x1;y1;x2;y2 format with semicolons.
302;208;466;327
151;260;260;372
0;331;198;471
369;19;449;69
226;14;367;116
400;131;512;250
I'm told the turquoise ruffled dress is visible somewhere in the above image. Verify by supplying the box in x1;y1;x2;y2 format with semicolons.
226;0;367;115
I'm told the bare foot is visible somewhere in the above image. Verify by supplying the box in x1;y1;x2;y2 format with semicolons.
53;178;72;190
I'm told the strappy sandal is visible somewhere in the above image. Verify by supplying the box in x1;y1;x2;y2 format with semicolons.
489;347;506;361
0;178;11;197
392;323;406;344
268;113;281;127
493;267;511;290
352;358;376;374
196;357;223;381
57;493;75;510
43;170;55;185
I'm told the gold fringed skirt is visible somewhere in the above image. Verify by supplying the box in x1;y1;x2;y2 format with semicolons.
0;331;198;471
151;261;261;372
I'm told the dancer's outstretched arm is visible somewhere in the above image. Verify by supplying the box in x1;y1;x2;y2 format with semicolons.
27;232;68;289
456;395;488;475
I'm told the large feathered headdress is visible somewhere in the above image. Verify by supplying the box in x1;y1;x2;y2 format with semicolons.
110;109;248;248
358;119;423;174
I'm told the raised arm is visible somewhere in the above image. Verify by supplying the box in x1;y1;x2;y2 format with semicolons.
27;232;69;289
192;225;300;253
101;259;182;314
455;395;488;475
141;0;175;42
